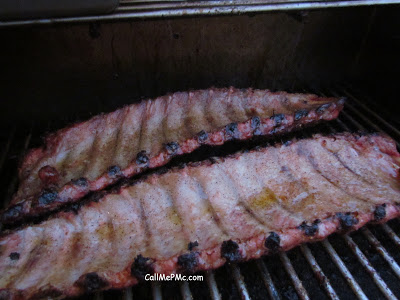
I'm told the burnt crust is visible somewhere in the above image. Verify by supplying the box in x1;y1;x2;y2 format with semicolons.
9;252;20;260
107;166;122;178
265;232;280;252
298;219;321;237
374;204;386;221
37;190;58;206
136;151;149;165
294;109;309;121
75;272;108;293
221;240;242;262
225;123;239;139
164;142;180;155
337;212;359;229
177;252;199;273
131;254;154;280
188;241;199;251
197;130;208;143
71;177;88;187
271;114;285;126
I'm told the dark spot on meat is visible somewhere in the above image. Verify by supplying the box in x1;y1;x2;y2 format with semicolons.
265;232;280;252
226;123;239;139
177;252;198;273
131;254;154;280
316;103;331;114
374;204;386;221
197;130;208;143
38;189;58;206
281;166;289;172
221;240;242;262
9;252;20;260
107;165;122;178
71;177;88;187
298;219;320;236
271;114;285;126
337;212;359;229
1;204;23;221
165;142;180;155
136;151;149;165
76;272;108;293
188;241;199;251
294;109;308;121
177;162;187;169
38;165;59;186
251;116;261;135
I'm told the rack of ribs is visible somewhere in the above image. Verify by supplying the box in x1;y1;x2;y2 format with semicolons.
1;87;344;225
1;133;399;299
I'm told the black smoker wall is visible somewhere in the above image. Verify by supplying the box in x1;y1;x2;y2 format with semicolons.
0;5;399;135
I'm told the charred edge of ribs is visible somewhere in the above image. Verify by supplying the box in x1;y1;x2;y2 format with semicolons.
107;165;122;178
1;99;344;226
298;219;321;237
131;255;154;281
221;240;242;262
164;142;180;155
9;252;20;261
71;177;88;187
188;241;199;251
265;232;280;252
136;151;149;165
374;204;386;221
75;272;109;293
197;130;208;143
177;252;199;273
336;212;359;230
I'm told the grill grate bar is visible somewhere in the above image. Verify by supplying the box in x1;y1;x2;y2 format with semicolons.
279;252;310;300
328;87;400;148
342;234;397;299
205;270;221;300
300;244;340;300
123;287;133;300
361;228;400;280
381;224;400;249
152;282;162;300
256;259;281;300
230;264;251;300
336;86;400;138
321;239;368;300
180;281;193;300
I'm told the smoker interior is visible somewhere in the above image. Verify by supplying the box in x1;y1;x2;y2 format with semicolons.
1;4;400;300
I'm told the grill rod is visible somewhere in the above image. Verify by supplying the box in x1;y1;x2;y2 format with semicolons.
279;252;310;300
361;228;400;280
256;259;280;300
321;240;368;300
205;270;222;300
381;224;400;249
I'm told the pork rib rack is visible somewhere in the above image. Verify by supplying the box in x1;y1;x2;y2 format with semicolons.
0;133;399;299
1;87;344;225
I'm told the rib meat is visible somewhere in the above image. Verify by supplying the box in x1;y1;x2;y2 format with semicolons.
1;133;399;300
2;87;344;225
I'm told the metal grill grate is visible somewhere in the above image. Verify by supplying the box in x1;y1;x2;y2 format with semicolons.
0;85;400;300
1;0;399;27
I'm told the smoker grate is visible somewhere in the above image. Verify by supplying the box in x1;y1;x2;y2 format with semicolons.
1;0;399;27
0;85;400;300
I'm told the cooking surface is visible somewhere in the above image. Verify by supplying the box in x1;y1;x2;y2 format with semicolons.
1;85;400;299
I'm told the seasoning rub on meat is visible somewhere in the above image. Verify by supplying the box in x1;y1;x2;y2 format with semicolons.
2;87;344;225
1;133;399;300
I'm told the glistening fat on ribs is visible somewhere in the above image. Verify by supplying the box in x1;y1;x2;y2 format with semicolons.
1;87;344;225
0;133;399;299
